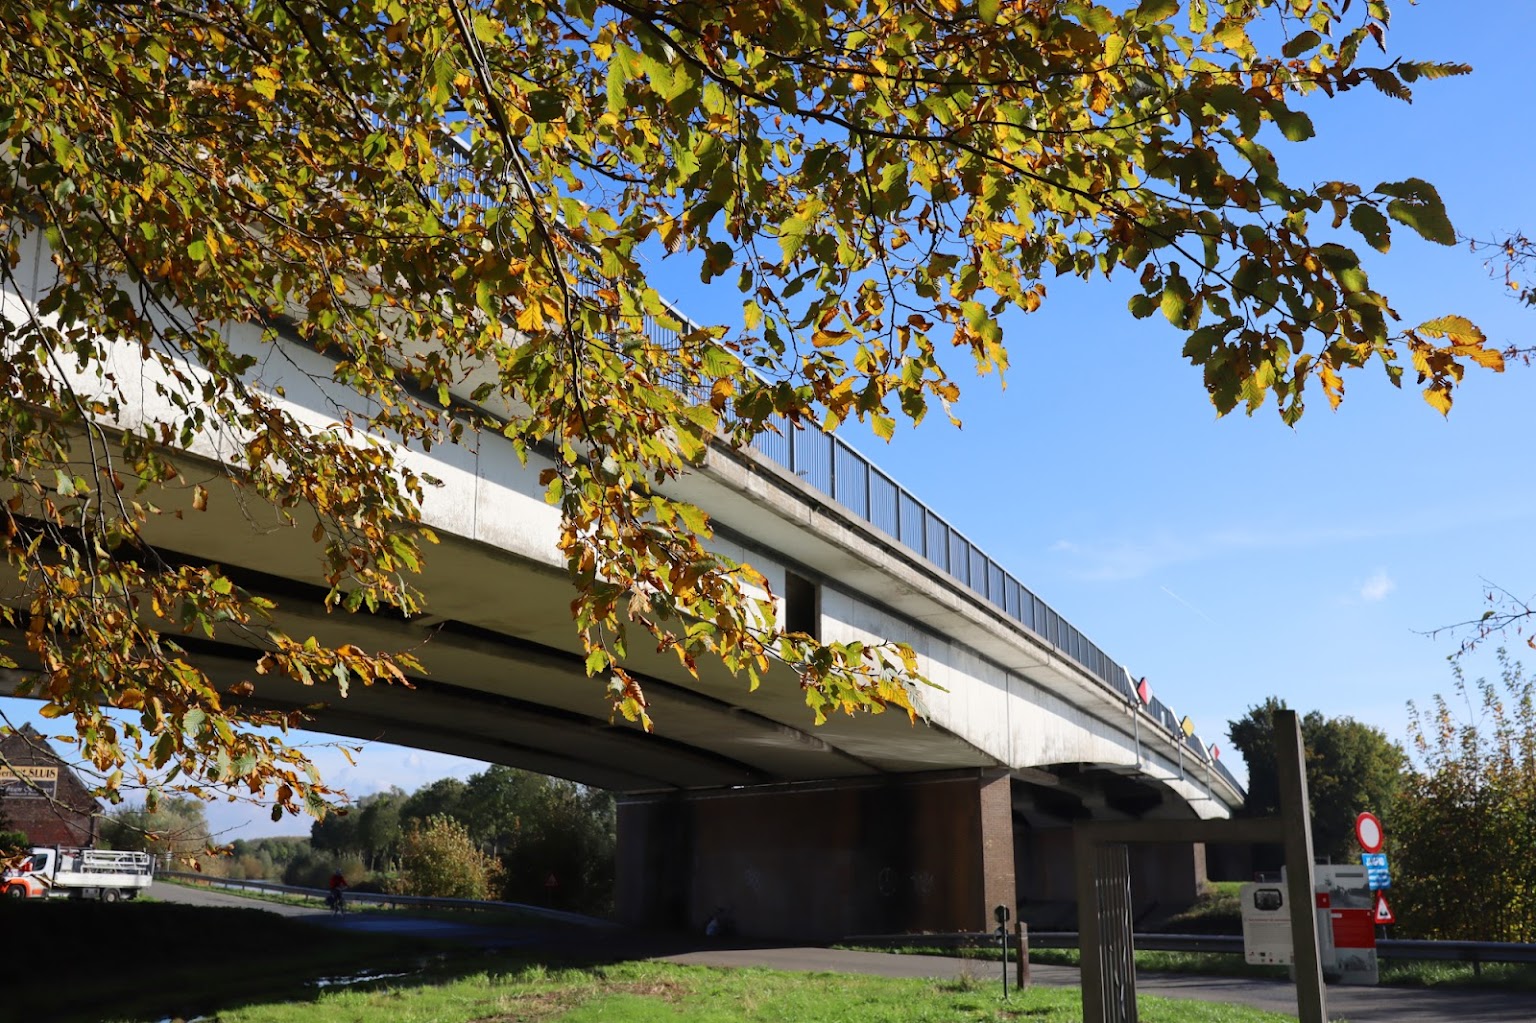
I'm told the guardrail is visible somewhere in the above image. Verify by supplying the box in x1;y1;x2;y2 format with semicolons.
432;130;1240;798
846;930;1536;970
158;871;616;929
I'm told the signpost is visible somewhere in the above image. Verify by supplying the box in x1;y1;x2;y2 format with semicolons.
1354;812;1384;854
1361;853;1391;890
995;904;1011;998
1374;892;1395;926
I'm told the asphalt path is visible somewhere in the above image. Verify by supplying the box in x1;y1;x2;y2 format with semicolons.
150;883;1536;1021
148;881;548;945
148;879;324;918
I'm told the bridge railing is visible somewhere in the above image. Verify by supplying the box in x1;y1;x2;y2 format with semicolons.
430;130;1240;799
745;416;1243;795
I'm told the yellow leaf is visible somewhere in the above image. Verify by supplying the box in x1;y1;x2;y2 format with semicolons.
1414;314;1484;345
1457;345;1505;371
1319;366;1344;410
1422;386;1452;415
516;301;544;332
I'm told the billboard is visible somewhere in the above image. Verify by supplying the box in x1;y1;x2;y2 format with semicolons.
0;764;58;799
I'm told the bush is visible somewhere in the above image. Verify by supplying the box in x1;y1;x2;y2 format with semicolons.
396;815;501;900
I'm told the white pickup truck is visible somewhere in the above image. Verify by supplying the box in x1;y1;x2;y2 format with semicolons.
1;846;154;902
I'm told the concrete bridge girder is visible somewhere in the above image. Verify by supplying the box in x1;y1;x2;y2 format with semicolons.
6;230;1240;938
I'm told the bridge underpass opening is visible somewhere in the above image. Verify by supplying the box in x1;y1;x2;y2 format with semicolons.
616;768;1208;940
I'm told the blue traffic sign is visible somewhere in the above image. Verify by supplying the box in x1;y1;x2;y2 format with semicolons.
1362;852;1391;889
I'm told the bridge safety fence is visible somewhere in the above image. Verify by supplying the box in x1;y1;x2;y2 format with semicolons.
430;129;1243;799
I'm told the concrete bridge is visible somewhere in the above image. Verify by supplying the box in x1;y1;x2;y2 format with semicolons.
1;225;1242;939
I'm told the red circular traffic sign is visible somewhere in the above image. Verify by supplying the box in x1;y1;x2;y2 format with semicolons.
1355;812;1384;853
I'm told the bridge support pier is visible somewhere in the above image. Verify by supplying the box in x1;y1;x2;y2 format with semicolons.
615;769;1017;940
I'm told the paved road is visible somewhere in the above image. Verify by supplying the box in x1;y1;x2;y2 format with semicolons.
664;946;1536;1022
150;883;1536;1021
150;880;567;946
148;880;325;918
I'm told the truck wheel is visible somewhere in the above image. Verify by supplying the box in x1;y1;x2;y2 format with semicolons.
100;888;120;904
3;885;24;900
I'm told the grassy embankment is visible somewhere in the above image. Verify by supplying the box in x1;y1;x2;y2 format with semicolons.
118;958;1300;1023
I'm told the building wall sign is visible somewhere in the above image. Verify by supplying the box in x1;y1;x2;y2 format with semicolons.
0;764;58;798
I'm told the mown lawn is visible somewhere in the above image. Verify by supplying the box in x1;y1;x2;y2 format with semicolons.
189;960;1300;1023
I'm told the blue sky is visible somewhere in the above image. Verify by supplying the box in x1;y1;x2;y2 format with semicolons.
5;2;1533;840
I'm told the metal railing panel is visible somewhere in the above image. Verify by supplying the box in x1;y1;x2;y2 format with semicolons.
833;441;868;518
869;470;899;539
898;492;926;553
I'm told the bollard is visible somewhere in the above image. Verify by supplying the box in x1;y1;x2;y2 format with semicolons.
1016;921;1030;990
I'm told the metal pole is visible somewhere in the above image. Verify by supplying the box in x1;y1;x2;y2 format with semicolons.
1275;709;1328;1023
1000;921;1009;998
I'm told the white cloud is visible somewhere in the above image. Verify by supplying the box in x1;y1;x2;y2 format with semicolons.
1359;570;1395;602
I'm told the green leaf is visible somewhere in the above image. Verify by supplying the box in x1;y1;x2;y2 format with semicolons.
1135;0;1178;26
1349;205;1391;253
1160;274;1192;327
700;345;742;378
1282;31;1321;57
1386;197;1455;246
1270;106;1314;142
1128;293;1158;319
779;215;813;263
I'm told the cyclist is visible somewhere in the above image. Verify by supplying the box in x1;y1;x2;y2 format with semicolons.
327;869;348;913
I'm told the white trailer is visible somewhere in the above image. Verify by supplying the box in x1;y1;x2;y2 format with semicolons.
1;846;154;902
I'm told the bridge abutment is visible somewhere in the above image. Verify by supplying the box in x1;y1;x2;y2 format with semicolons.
615;769;1017;940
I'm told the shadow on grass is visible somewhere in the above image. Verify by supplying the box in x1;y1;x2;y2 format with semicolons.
2;899;500;1023
0;898;813;1023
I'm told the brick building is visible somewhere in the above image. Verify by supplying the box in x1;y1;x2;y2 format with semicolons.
0;724;99;847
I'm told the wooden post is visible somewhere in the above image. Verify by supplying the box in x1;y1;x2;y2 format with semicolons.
1275;709;1328;1023
1015;920;1030;989
1075;827;1105;1023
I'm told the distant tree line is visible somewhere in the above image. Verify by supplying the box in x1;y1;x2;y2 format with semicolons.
100;765;616;915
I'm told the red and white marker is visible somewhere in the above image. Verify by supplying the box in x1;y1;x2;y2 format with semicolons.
1374;891;1395;925
1355;811;1384;854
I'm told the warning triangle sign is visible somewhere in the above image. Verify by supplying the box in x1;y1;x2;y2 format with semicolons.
1374;891;1395;925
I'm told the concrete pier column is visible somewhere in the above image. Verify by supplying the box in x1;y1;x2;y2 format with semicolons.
615;769;1018;940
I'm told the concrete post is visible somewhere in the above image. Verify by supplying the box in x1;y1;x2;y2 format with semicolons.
1276;709;1328;1023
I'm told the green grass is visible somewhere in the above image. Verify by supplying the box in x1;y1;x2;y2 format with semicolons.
172;959;1301;1023
1159;881;1244;934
